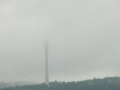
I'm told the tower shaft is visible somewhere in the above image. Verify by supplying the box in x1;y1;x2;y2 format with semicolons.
45;42;49;86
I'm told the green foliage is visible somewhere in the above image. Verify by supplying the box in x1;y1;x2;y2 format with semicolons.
1;77;120;90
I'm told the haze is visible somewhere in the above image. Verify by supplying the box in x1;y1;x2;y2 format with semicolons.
0;0;120;83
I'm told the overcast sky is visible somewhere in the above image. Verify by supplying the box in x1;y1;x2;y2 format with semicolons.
0;0;120;83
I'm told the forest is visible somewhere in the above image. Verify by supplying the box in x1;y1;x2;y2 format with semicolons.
0;77;120;90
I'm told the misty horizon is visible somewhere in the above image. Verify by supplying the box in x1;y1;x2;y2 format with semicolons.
0;0;120;83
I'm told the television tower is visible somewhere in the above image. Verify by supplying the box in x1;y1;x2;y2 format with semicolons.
44;41;49;86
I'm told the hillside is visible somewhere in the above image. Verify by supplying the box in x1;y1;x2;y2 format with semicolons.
0;77;120;90
0;82;34;89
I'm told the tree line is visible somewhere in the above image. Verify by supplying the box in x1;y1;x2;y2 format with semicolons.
0;77;120;90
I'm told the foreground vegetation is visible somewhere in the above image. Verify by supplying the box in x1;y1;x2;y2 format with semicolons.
0;77;120;90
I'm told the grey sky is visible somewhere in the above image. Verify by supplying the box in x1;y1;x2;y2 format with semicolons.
0;0;120;83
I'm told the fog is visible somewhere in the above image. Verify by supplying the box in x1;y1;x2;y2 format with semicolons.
0;0;120;83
